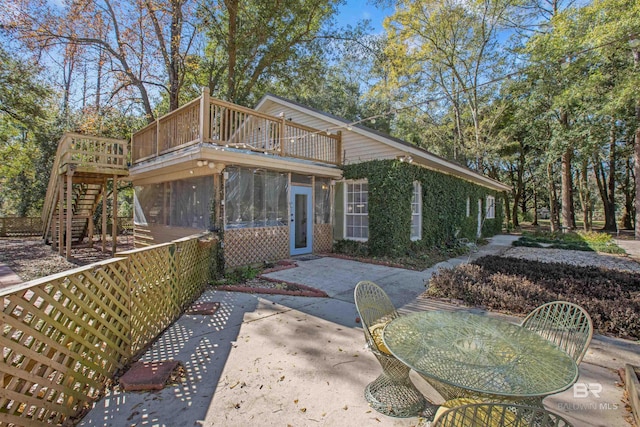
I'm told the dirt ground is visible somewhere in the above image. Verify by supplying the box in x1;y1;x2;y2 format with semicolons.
0;236;134;282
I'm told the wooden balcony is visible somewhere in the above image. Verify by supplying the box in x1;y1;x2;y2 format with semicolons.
131;91;342;166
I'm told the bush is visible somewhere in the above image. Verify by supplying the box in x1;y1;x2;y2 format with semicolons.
426;255;640;340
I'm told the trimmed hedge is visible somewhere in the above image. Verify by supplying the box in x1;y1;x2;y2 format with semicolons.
427;255;640;340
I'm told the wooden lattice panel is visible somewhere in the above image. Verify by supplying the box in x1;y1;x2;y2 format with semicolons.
124;244;179;355
0;259;130;427
224;227;288;268
174;238;212;303
0;235;214;426
0;217;43;237
313;224;333;254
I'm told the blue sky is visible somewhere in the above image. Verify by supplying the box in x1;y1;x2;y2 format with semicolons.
335;0;394;32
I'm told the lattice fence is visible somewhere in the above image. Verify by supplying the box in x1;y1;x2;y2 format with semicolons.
223;227;288;268
0;218;43;237
0;234;215;426
313;224;333;254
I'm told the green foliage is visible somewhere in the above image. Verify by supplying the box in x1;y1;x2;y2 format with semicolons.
0;48;58;216
515;231;625;254
427;256;640;339
343;159;503;257
333;239;369;257
195;0;346;106
212;264;261;286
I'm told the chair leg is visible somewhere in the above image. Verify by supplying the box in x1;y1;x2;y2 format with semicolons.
364;366;426;417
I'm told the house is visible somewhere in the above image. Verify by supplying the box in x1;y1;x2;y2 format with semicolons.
129;89;510;268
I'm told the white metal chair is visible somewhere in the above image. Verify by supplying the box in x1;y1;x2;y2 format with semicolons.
354;280;426;417
521;301;593;364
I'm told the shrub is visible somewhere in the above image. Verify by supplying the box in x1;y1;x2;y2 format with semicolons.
426;256;640;340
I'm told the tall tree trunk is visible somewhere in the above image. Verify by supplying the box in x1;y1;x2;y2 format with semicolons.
577;158;591;231
603;118;617;231
168;0;183;111
225;0;238;102
503;192;511;228
634;47;640;239
532;179;539;227
96;47;103;111
547;162;560;232
561;146;574;232
560;111;574;232
620;148;634;229
635;123;640;239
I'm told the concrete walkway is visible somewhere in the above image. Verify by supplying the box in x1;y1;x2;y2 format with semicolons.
76;235;639;427
0;262;22;289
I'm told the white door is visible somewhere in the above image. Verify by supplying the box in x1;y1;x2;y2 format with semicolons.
290;186;313;255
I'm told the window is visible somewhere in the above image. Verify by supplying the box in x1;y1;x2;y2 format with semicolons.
224;167;288;228
411;181;422;241
486;196;496;219
315;178;331;224
466;197;470;217
134;176;213;229
345;181;368;240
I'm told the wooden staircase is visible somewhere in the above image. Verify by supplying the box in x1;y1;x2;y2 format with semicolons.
42;133;129;259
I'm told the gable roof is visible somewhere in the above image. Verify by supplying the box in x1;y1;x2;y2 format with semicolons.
255;94;511;192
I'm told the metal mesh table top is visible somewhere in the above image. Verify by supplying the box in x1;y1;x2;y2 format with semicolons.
383;311;579;398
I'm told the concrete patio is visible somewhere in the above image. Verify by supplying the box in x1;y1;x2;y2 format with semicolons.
77;235;639;427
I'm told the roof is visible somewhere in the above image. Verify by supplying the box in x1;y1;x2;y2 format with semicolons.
255;94;511;192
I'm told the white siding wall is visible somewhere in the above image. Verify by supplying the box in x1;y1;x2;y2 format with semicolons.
259;101;403;165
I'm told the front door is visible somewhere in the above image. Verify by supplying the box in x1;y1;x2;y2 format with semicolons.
290;186;313;255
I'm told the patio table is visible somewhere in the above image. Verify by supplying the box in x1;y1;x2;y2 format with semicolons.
382;310;579;405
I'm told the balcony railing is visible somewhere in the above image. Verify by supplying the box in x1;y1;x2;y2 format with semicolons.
131;91;342;165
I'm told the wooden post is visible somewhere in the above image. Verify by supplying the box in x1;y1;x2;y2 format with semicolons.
336;131;343;165
102;178;107;252
213;172;221;230
280;116;286;156
65;172;73;260
88;207;94;248
112;175;118;255
58;176;64;255
200;87;210;143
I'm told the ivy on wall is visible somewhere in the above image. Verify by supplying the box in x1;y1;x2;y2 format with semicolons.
343;159;503;257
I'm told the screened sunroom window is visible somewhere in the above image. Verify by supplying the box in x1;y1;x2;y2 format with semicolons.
345;181;368;240
411;181;422;241
224;167;288;229
134;176;213;229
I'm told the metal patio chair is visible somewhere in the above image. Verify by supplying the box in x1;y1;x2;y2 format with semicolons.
354;280;426;417
521;301;593;364
432;401;573;427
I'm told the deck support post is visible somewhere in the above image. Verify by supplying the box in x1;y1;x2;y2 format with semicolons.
102;178;107;252
57;175;64;254
112;175;118;255
65;170;73;260
200;87;210;143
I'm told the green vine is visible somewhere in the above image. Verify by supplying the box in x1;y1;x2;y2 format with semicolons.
343;159;503;257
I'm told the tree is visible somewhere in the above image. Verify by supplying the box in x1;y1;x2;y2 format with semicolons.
0;48;57;216
382;0;514;169
196;0;346;106
4;0;200;120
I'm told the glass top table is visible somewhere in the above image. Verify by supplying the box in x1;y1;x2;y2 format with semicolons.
382;311;579;400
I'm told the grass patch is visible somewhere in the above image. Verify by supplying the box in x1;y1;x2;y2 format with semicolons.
332;239;471;270
426;255;640;340
514;230;625;254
